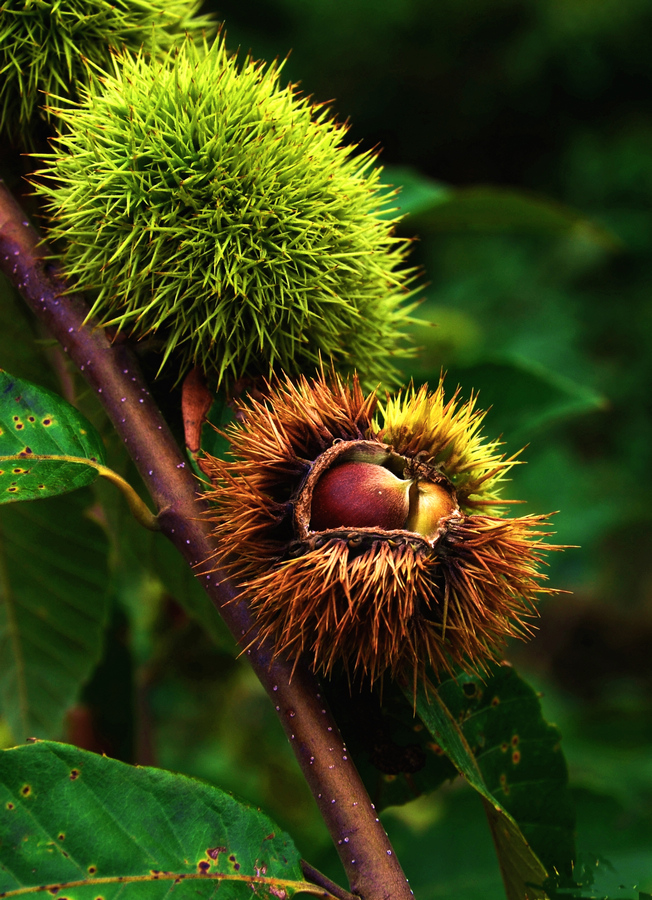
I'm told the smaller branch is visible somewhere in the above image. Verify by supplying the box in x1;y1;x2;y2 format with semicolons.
301;861;358;900
95;464;160;531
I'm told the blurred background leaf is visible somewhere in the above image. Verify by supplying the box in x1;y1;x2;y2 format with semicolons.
0;281;112;746
380;167;619;249
0;491;111;743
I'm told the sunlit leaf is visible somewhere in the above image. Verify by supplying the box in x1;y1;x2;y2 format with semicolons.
0;491;110;741
0;741;317;900
0;371;106;503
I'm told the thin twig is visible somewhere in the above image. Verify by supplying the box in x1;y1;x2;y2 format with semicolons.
0;181;413;900
301;860;359;900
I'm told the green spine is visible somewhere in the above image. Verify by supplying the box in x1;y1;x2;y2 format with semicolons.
35;37;419;387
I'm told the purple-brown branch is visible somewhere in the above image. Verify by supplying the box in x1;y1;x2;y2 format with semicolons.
0;181;414;900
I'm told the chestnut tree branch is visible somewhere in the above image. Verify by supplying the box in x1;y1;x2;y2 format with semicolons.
0;181;413;900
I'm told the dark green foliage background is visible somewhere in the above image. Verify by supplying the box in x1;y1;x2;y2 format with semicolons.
2;1;652;898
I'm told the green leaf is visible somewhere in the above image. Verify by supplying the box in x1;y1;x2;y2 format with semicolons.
381;165;619;248
0;280;59;390
190;389;236;477
412;663;576;900
199;392;237;460
545;852;642;900
0;371;106;503
147;529;236;652
0;741;314;900
379;165;453;218
124;524;236;657
93;469;234;656
446;357;606;443
0;492;111;741
321;675;458;811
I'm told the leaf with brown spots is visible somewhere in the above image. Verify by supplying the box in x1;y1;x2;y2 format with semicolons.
411;663;576;900
0;742;332;900
0;371;106;503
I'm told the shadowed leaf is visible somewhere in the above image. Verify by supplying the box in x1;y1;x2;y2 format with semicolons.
411;663;576;900
445;358;606;443
0;491;110;741
382;166;619;248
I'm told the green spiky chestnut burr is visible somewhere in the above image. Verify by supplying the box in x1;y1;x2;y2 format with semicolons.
34;37;418;387
0;0;215;145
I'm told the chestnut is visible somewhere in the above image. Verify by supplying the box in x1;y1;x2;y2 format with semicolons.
310;461;411;532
